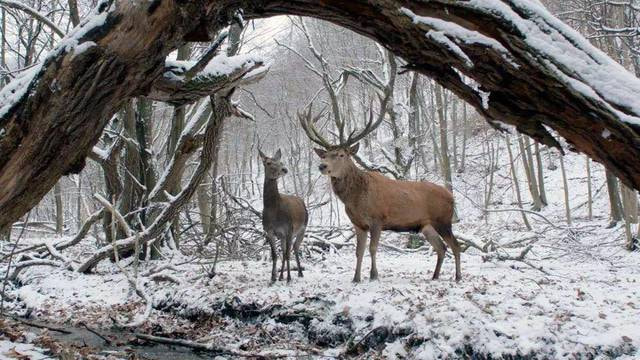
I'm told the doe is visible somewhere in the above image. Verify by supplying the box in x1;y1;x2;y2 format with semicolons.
259;149;308;283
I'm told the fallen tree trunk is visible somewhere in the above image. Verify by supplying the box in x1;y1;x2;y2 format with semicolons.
3;0;640;229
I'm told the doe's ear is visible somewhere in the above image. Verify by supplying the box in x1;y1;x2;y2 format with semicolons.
258;148;267;161
273;148;282;161
349;143;360;155
313;148;327;158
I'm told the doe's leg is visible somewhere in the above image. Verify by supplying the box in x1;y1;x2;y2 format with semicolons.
293;229;305;277
267;234;278;283
279;236;287;281
286;234;293;282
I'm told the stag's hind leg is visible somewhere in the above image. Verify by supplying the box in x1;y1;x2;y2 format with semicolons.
422;225;446;280
439;225;462;282
293;229;305;278
369;225;381;281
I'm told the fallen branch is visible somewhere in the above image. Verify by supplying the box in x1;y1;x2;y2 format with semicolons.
134;333;287;358
483;245;550;275
78;322;112;345
485;208;567;231
9;259;62;280
10;317;72;334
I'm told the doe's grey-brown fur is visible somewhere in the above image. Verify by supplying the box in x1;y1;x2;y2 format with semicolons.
259;149;308;283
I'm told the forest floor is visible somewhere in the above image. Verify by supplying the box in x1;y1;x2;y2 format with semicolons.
3;218;640;359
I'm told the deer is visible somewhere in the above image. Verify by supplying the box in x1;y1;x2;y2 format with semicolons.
259;148;308;283
298;104;462;283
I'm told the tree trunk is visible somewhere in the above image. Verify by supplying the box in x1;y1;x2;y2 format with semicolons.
5;0;640;227
67;0;80;27
459;102;468;173
517;135;542;211
534;141;547;206
586;157;593;220
605;169;623;227
434;84;452;192
53;182;64;235
506;136;532;231
559;155;571;226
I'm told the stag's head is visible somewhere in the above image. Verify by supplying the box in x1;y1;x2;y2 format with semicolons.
314;144;359;177
259;149;288;180
298;100;386;179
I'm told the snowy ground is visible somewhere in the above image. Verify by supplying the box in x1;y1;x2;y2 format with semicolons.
3;138;640;358
5;218;640;359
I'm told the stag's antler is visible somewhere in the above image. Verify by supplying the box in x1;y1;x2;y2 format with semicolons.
343;94;390;147
298;103;333;148
298;91;391;149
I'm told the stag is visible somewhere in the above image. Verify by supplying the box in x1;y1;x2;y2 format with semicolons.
259;149;308;283
299;103;461;282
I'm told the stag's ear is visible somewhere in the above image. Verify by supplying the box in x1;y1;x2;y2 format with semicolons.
349;143;360;155
273;149;282;161
258;149;267;161
314;148;327;158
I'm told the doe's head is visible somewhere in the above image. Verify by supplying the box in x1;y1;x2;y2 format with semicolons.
313;143;359;178
259;149;289;180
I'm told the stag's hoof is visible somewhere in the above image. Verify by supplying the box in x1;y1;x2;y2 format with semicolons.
370;271;378;281
297;272;304;278
352;276;361;283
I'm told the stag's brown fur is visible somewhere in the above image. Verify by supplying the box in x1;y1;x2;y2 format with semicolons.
260;149;308;283
315;145;461;282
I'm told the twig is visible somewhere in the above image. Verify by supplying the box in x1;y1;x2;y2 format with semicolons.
1;211;30;314
10;317;72;334
78;322;112;345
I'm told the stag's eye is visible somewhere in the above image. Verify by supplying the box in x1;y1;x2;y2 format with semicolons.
339;154;344;158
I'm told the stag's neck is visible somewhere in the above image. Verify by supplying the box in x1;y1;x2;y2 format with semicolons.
331;161;368;205
263;177;281;209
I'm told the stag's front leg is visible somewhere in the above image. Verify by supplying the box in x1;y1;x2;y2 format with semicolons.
267;234;278;283
353;227;368;283
369;225;381;281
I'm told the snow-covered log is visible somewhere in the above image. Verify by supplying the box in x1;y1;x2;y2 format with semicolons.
148;54;268;105
3;0;640;230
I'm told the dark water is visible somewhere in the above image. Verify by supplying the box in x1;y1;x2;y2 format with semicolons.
18;320;211;360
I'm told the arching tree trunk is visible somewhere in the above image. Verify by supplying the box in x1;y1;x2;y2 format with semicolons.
4;0;640;228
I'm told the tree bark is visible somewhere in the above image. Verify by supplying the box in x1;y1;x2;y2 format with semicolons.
4;0;640;228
